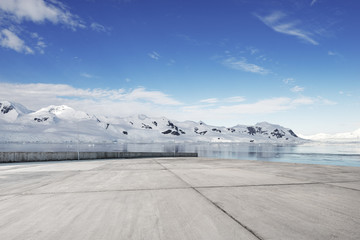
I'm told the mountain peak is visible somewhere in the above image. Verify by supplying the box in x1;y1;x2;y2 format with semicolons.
0;100;32;122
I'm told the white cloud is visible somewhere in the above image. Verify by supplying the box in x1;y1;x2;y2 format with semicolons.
90;22;109;33
0;82;338;128
0;0;85;54
0;82;182;118
225;96;246;103
291;96;313;105
247;46;259;55
148;51;160;60
283;78;295;84
183;97;315;118
0;0;85;29
316;96;337;105
0;29;33;54
255;11;319;45
80;73;96;79
328;51;342;58
291;85;305;92
30;32;46;53
125;88;181;105
222;57;268;75
167;59;176;66
200;98;218;104
310;0;318;6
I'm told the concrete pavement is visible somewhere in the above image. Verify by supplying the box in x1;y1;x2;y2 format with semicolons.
1;158;360;239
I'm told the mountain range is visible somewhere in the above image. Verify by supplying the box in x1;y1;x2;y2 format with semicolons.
1;100;306;144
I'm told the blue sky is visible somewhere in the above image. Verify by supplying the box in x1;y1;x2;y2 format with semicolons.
0;0;359;135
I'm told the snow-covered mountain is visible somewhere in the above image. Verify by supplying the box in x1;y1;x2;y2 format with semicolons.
300;129;360;143
0;100;305;143
0;101;32;122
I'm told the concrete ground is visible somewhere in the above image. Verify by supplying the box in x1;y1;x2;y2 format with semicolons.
0;157;360;240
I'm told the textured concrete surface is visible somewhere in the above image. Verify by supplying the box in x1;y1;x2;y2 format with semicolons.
1;158;360;240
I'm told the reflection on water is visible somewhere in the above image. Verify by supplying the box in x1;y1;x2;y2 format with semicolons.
0;142;359;167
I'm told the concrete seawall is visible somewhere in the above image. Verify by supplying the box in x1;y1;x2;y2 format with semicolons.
0;152;198;163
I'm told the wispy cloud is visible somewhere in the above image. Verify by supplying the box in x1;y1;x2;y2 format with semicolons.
80;73;97;79
328;50;342;58
0;0;85;29
176;34;204;46
0;82;337;127
31;32;46;54
148;51;161;60
247;46;259;55
310;0;318;6
225;96;246;103
200;98;218;104
0;0;85;54
283;78;295;84
291;85;305;92
90;22;110;33
0;29;33;54
255;11;319;45
222;57;268;75
183;97;315;117
0;82;182;118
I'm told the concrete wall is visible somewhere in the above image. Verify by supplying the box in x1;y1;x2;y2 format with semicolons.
0;152;198;163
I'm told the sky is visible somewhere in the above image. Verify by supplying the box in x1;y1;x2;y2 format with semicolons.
0;0;359;135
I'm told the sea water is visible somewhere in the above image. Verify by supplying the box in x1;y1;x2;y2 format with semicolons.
0;142;359;167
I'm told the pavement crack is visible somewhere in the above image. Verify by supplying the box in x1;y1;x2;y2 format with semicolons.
17;186;192;196
323;183;360;192
192;187;264;240
195;182;323;189
154;159;264;240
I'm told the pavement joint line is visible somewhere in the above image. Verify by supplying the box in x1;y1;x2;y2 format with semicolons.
192;187;264;240
194;182;327;189
3;181;359;197
153;160;193;188
154;159;264;240
323;183;360;192
0;187;193;197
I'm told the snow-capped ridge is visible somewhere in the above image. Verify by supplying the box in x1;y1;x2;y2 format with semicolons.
300;128;360;142
0;100;305;143
35;105;91;121
0;100;33;122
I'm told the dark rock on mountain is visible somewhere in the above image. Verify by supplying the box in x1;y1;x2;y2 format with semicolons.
194;127;207;135
271;129;285;138
288;130;298;137
247;127;256;135
34;117;49;122
0;104;14;114
162;130;172;134
227;128;235;133
212;128;221;133
142;123;152;129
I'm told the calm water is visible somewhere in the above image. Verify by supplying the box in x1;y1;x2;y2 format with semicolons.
0;142;359;167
